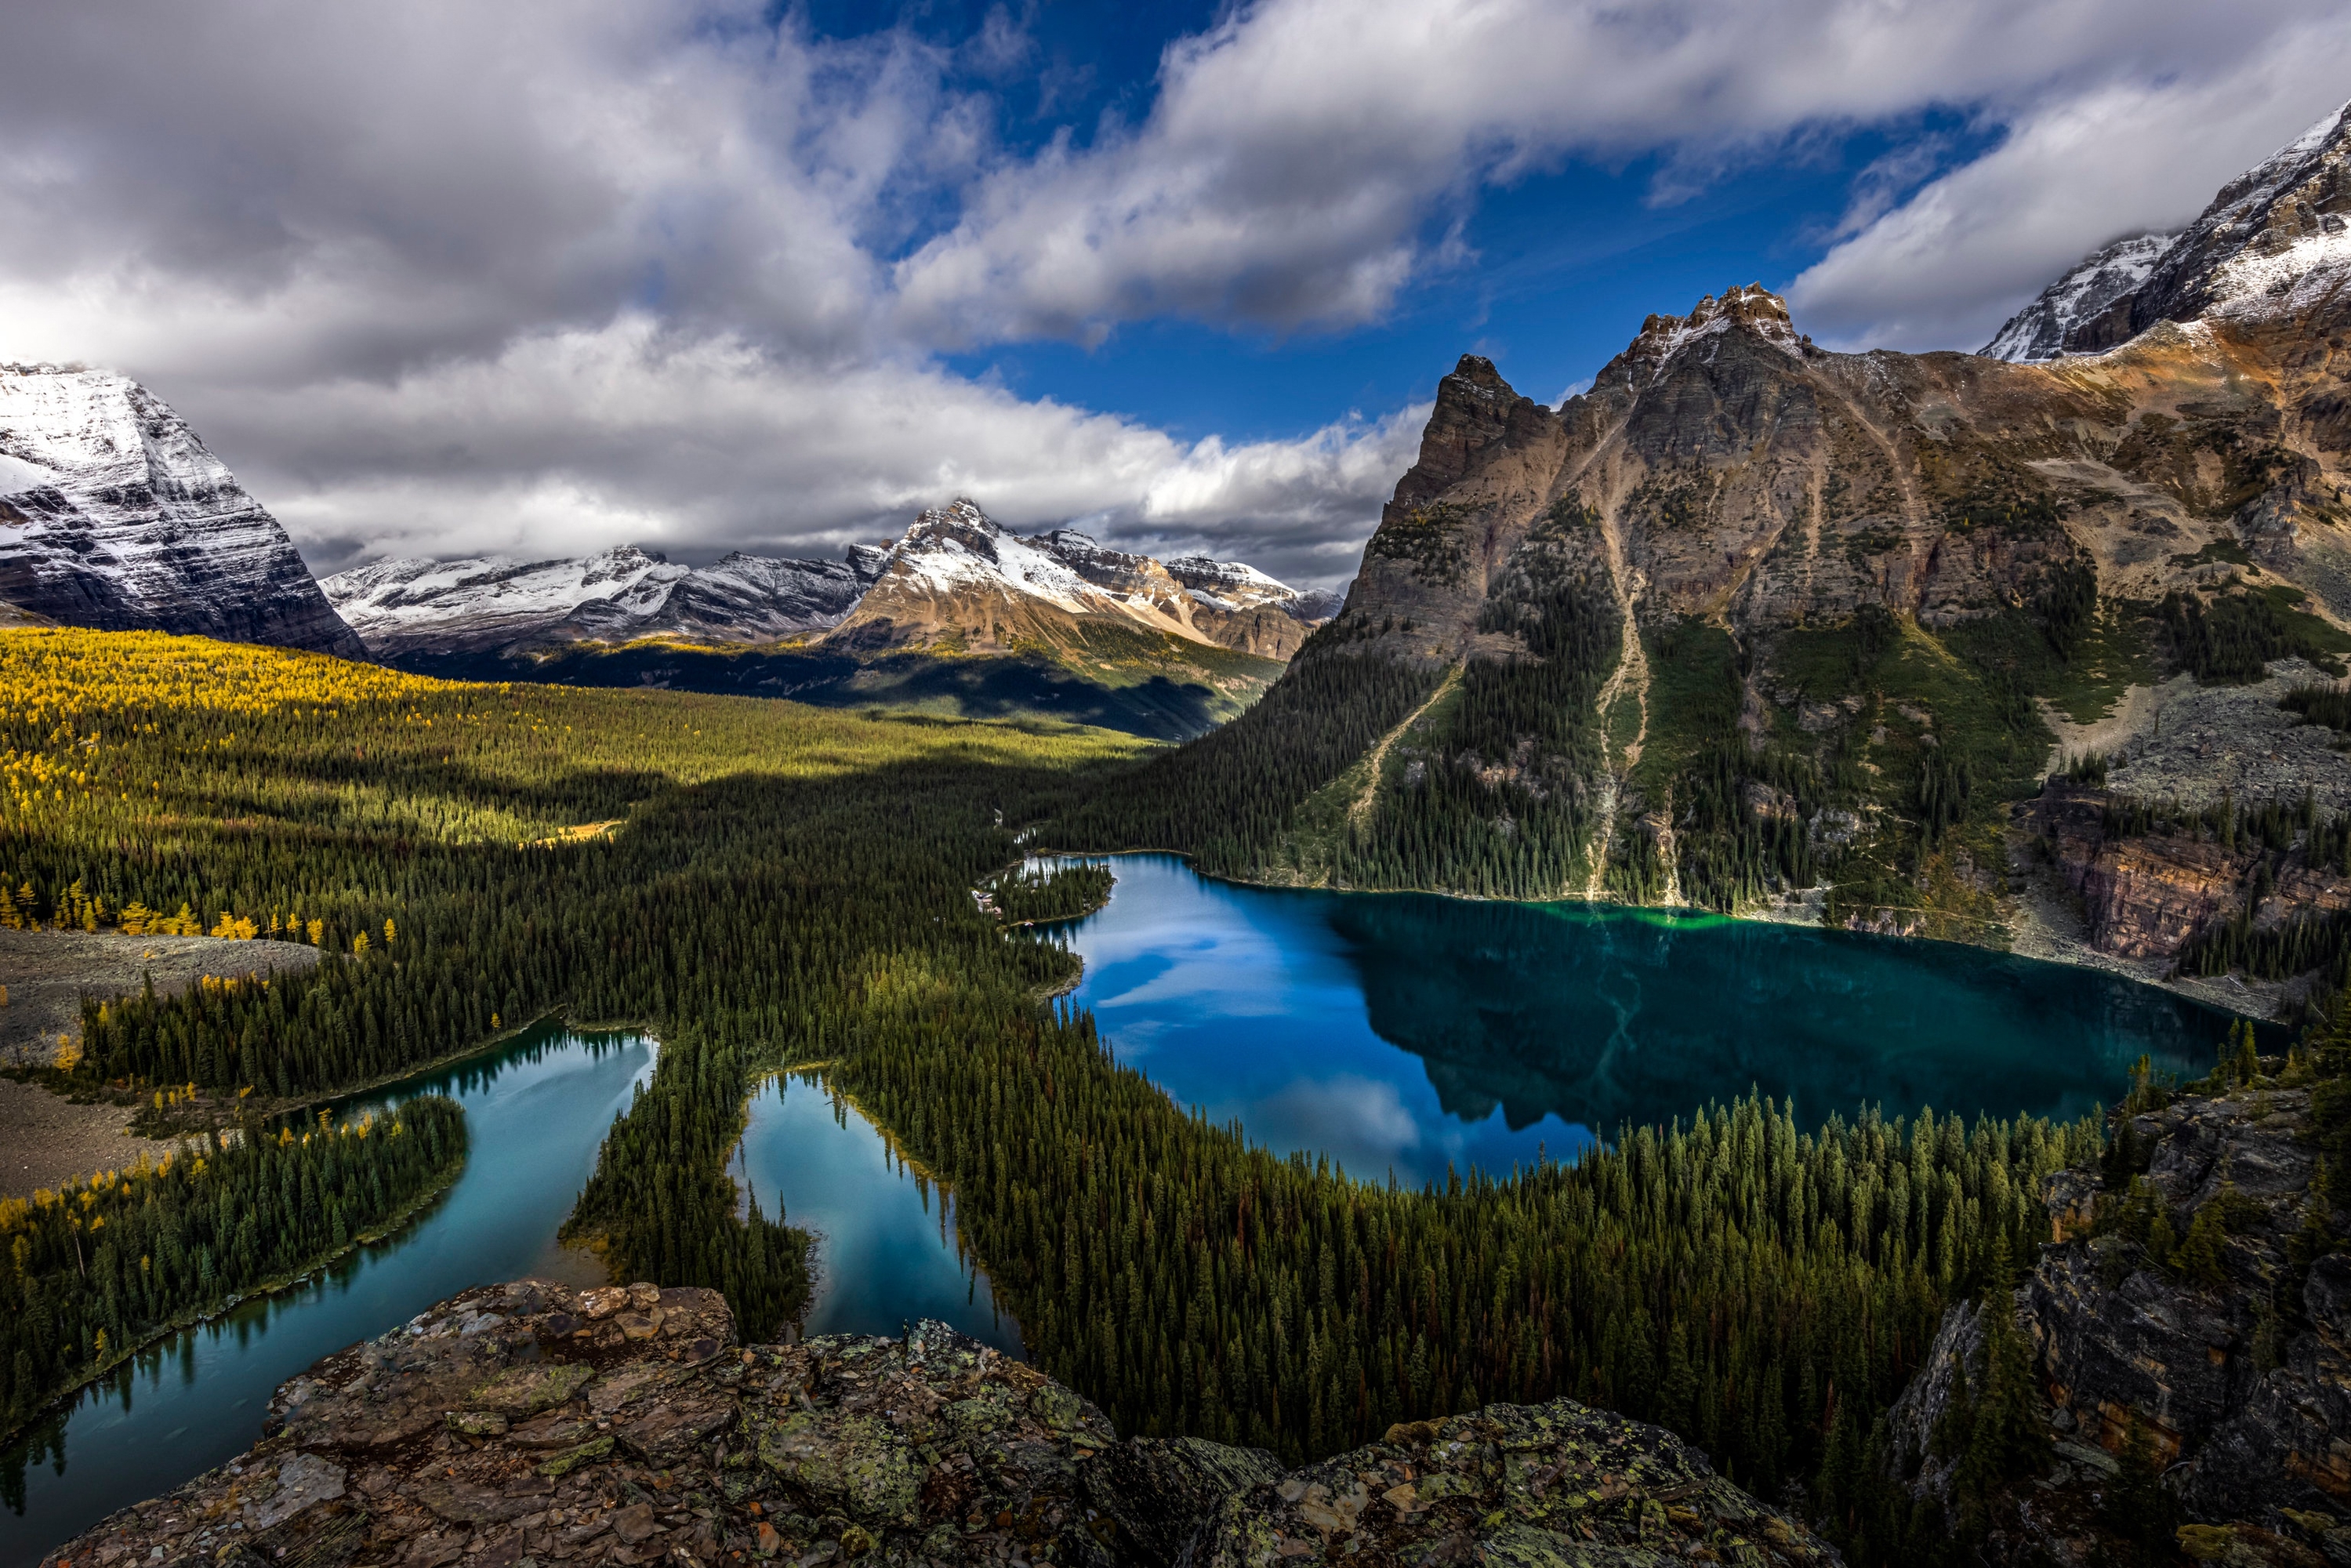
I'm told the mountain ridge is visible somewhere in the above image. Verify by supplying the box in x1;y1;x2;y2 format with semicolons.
327;498;1336;668
0;364;364;657
1059;103;2351;995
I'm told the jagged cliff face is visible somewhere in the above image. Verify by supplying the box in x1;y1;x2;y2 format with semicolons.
1263;103;2351;954
1879;1056;2351;1566
829;499;1331;660
45;1279;1836;1568
0;365;364;657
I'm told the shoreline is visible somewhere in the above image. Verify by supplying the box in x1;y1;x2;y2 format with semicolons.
0;1147;468;1454
1029;845;2286;1022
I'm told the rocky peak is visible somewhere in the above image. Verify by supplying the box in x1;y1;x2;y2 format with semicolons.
1391;355;1547;512
43;1278;1837;1568
902;496;1008;562
2059;97;2351;351
1982;231;2180;362
0;363;365;656
1624;284;1804;377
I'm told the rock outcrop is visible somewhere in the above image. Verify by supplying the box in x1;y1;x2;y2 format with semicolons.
0;364;364;657
1881;1061;2351;1565
42;1279;1838;1568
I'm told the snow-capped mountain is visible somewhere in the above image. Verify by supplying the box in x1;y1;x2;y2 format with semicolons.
830;499;1332;660
1980;232;2179;362
322;546;865;657
1985;96;2351;361
328;498;1333;666
0;364;364;655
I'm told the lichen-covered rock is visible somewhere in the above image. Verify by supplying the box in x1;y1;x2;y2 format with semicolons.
38;1282;1836;1568
1198;1399;1838;1567
1880;1068;2351;1565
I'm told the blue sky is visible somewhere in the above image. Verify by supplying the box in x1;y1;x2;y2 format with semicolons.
3;0;2347;586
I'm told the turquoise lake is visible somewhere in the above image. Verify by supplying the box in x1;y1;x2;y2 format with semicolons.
2;855;2266;1563
1058;854;2255;1187
0;1028;1007;1566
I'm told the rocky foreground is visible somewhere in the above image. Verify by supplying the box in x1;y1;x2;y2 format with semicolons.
1885;1057;2351;1566
43;1280;1836;1568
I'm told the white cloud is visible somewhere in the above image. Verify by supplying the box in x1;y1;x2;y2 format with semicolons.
1786;27;2351;350
4;0;2348;586
889;0;2351;343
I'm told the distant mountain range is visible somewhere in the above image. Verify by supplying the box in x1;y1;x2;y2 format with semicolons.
321;498;1337;666
0;366;1338;738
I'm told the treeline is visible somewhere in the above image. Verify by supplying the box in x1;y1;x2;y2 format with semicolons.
836;988;2098;1508
563;1029;809;1338
0;1096;466;1441
2162;588;2349;683
2284;681;2351;732
1052;633;1442;874
1328;559;1620;898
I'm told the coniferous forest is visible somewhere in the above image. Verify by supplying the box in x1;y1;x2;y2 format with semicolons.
0;1095;465;1443
0;624;2283;1566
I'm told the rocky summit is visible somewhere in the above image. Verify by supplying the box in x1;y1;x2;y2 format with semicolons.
0;364;363;656
42;1279;1837;1568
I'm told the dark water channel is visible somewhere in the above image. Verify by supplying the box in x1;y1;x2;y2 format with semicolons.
1058;854;2264;1187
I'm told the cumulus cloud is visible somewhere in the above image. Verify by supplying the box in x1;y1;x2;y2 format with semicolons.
889;0;2351;343
4;0;2348;586
1787;27;2351;350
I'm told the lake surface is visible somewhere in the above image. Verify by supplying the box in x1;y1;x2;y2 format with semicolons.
731;1074;1021;1356
1059;854;2261;1187
1;1029;1011;1566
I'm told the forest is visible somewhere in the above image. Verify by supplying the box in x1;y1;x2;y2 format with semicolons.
0;624;2262;1566
0;1094;466;1452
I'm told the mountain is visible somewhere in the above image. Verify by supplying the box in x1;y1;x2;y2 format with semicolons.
332;499;1333;742
1061;103;2351;993
830;499;1332;661
1986;97;2351;360
0;363;363;655
322;546;867;656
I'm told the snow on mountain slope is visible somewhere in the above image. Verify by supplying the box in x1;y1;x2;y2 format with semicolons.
1999;96;2351;358
833;499;1333;659
322;546;862;656
1980;232;2178;361
0;364;364;655
325;495;1330;667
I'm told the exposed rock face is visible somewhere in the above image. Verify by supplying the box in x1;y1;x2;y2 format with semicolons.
1983;233;2181;363
42;1279;1836;1568
2030;1083;2345;1523
323;547;865;658
829;500;1331;661
1874;1068;2351;1566
2030;782;2351;967
0;365;364;656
